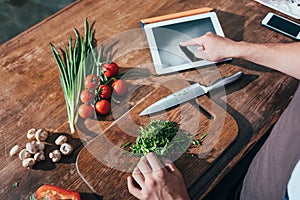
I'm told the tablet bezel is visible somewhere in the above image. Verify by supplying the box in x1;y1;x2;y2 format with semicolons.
144;12;230;75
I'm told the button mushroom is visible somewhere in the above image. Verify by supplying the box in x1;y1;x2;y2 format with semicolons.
35;141;45;151
55;135;67;146
35;129;48;142
22;158;36;169
60;143;73;155
26;142;38;154
19;149;31;160
27;128;36;140
9;144;22;157
34;151;46;162
49;150;61;163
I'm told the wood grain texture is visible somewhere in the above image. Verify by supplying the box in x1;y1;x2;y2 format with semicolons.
0;0;299;199
76;81;239;199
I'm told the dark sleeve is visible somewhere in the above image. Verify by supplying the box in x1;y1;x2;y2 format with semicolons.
240;85;300;200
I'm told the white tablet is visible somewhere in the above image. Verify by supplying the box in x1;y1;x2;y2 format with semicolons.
144;12;231;75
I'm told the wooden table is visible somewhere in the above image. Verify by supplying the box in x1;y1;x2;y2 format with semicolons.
0;0;299;199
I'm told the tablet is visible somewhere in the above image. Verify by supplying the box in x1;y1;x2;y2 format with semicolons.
144;12;231;75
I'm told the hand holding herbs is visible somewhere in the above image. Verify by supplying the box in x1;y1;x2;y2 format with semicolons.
128;120;205;156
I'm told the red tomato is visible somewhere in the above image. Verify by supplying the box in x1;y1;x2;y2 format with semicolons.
112;79;128;96
78;104;94;119
80;89;95;103
102;62;119;78
84;74;99;89
95;100;110;115
98;85;111;99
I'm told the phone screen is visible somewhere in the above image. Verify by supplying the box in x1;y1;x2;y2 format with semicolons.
267;15;300;37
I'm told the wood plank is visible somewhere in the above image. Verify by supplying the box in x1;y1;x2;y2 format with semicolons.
0;0;299;199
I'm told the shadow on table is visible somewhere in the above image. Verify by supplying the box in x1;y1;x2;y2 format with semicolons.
216;9;245;42
232;58;277;73
33;132;83;171
217;9;277;73
80;192;103;200
189;73;258;199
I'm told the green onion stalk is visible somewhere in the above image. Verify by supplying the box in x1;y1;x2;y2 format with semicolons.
50;19;103;133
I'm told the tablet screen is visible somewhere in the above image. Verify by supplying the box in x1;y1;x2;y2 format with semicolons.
144;12;230;74
152;18;216;68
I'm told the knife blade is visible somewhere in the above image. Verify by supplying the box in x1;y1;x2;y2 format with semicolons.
139;71;243;116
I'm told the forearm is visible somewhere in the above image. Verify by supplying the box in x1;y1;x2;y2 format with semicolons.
231;41;300;80
181;33;300;79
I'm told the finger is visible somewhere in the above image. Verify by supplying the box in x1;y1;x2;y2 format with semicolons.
132;167;145;186
194;49;209;60
162;158;181;176
127;176;142;198
162;157;176;171
180;38;202;47
146;152;164;172
197;45;205;51
137;156;152;174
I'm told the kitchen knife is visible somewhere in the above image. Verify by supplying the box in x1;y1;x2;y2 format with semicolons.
139;71;243;116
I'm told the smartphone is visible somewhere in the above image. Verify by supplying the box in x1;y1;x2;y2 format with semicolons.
261;12;300;40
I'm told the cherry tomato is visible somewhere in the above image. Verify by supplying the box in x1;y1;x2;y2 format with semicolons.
112;79;128;96
95;100;110;115
98;85;111;99
78;104;94;119
102;62;119;78
80;89;95;103
84;74;99;89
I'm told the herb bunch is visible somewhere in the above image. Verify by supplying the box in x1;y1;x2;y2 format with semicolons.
50;19;102;133
131;120;202;156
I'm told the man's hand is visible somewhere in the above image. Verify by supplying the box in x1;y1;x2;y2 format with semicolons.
180;32;237;62
127;152;189;200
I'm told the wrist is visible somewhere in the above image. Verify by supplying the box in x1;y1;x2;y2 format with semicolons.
231;41;260;60
228;41;248;58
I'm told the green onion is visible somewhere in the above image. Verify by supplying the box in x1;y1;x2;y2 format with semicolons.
29;196;36;200
121;142;132;149
50;19;102;133
12;182;19;188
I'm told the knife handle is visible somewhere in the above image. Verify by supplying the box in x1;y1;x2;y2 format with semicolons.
207;71;244;91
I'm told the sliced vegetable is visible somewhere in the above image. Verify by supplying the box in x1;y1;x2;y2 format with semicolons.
121;142;132;149
95;99;110;115
29;195;37;200
36;184;80;200
12;182;19;188
130;120;202;156
112;79;128;97
78;104;94;119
